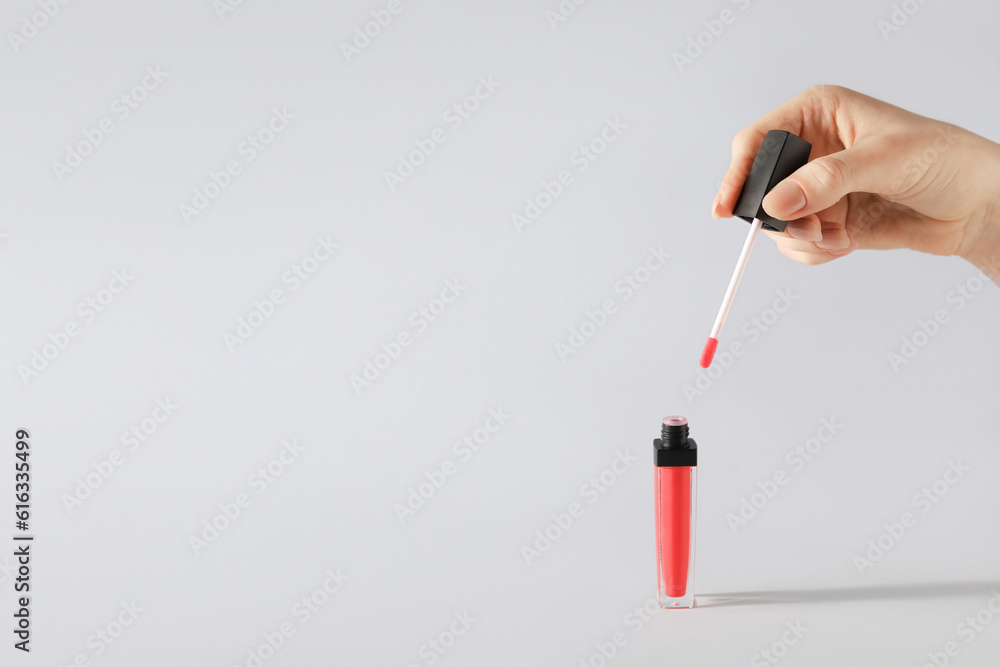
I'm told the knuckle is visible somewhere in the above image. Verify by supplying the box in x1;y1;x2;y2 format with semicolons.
732;128;755;152
810;155;849;194
806;84;846;101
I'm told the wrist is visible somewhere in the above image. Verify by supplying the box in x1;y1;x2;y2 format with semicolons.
959;138;1000;283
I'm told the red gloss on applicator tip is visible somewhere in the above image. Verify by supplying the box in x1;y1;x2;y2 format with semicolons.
699;337;718;368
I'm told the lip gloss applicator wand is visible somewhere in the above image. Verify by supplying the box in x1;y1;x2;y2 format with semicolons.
700;130;812;368
700;217;763;368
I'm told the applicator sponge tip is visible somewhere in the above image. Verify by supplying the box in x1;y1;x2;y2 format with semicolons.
700;337;718;368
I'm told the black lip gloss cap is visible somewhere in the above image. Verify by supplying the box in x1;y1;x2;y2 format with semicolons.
731;130;812;233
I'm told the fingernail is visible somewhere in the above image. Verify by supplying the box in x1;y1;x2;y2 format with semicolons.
827;243;855;256
763;180;807;218
710;190;722;218
786;225;821;242
816;234;850;251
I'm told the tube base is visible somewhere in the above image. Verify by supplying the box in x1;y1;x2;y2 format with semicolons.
659;591;695;609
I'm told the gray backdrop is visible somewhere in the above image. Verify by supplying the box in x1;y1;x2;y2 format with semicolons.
2;0;999;665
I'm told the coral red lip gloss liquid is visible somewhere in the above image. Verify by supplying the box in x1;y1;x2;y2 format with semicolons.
654;416;697;608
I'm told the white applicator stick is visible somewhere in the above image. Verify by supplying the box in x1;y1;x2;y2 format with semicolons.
699;130;813;368
700;217;762;368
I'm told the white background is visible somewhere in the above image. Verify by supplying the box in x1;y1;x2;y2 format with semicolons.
1;0;999;665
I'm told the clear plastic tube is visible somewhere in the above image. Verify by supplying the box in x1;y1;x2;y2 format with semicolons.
655;466;696;608
654;416;697;609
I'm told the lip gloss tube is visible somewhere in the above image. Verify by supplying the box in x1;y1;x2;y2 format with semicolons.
654;416;697;608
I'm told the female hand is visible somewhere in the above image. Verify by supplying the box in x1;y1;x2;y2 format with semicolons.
711;85;1000;280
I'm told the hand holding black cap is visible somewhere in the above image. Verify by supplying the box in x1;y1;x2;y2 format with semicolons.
699;130;812;368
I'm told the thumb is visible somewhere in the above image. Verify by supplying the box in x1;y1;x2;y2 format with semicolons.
762;140;899;219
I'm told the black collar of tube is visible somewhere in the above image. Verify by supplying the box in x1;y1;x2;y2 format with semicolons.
654;438;697;467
